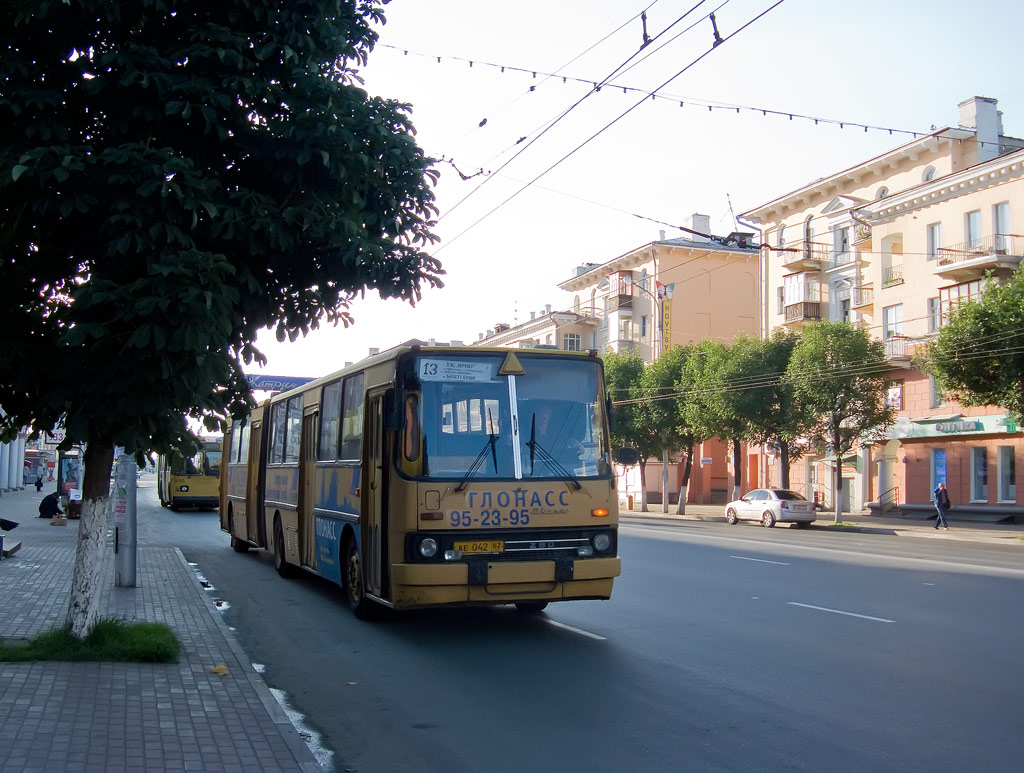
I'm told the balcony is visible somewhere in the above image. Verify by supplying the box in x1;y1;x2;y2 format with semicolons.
884;335;912;367
853;226;872;248
781;241;829;272
784;302;821;324
851;285;874;309
935;234;1024;280
881;264;904;288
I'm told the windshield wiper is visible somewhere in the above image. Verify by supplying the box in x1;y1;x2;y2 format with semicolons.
526;414;581;490
455;433;498;492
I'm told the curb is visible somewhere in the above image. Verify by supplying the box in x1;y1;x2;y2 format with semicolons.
173;548;324;773
620;511;1024;546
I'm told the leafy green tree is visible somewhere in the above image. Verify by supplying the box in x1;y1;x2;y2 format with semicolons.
921;271;1024;421
681;340;750;501
786;322;893;523
637;346;695;513
602;350;645;452
0;0;441;637
729;330;814;489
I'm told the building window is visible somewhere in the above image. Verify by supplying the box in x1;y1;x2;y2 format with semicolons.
939;280;984;323
998;446;1016;502
926;223;942;260
971;447;988;501
803;215;814;257
923;166;936;183
928;375;944;409
777;286;785;315
563;333;581;351
640;315;648;339
784;274;819;305
876;186;890;200
965;210;982;248
931;448;947;492
882;304;904;339
927;297;941;333
994;202;1010;252
833;226;850;264
885;380;904;410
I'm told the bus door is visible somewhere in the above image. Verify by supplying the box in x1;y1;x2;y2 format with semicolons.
363;390;388;599
247;420;266;547
299;412;317;567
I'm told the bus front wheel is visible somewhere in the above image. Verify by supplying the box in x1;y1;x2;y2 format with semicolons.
273;520;296;578
344;539;374;620
514;601;549;614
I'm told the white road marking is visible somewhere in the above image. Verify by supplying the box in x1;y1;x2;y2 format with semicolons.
546;619;607;640
730;555;790;565
787;601;896;623
624;525;1024;578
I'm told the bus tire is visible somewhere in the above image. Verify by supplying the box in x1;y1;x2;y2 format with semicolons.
273;519;297;578
514;601;549;614
344;538;375;620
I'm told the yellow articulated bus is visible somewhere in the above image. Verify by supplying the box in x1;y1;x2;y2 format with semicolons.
220;345;620;618
158;439;222;510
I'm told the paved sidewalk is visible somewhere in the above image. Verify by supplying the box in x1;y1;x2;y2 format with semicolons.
0;486;322;773
621;501;1024;545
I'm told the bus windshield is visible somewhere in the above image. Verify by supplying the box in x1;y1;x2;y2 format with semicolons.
402;353;610;481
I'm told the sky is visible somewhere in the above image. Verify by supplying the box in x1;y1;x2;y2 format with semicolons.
249;0;1024;379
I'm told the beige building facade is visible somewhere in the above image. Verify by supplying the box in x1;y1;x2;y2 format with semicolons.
742;96;1024;520
473;214;761;506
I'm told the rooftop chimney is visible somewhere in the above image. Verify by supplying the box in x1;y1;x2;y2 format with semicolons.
530;311;536;320
545;304;552;315
368;347;379;357
959;96;1002;163
689;213;711;243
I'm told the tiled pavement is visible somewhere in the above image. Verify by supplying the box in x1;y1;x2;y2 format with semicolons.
0;486;322;773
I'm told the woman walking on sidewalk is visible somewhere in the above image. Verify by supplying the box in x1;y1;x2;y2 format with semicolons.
933;481;951;530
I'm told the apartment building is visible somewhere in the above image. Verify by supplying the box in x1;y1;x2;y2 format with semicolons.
473;215;760;505
741;96;1024;520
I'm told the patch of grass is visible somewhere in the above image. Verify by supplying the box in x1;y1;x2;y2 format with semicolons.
0;618;180;663
825;522;856;527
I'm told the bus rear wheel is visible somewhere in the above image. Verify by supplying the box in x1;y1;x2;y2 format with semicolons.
344;539;374;620
273;520;296;578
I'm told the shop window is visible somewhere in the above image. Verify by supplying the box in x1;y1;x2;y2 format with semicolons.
971;447;988;502
931;448;947;492
998;446;1016;502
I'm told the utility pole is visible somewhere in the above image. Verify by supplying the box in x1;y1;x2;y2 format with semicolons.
113;453;137;587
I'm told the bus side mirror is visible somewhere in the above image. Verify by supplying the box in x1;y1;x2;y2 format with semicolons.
615;447;640;466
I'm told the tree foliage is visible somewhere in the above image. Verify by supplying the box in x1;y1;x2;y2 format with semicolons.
601;350;645;453
787;322;893;521
922;271;1024;421
0;0;442;635
728;329;811;489
0;0;441;453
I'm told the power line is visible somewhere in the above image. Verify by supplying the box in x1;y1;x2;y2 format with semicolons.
436;0;789;253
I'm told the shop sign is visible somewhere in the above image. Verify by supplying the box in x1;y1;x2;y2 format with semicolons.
935;420;983;433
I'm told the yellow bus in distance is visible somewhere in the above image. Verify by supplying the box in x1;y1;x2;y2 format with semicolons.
220;344;620;618
158;439;222;510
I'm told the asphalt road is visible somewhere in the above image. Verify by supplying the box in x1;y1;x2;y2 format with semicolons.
134;482;1024;772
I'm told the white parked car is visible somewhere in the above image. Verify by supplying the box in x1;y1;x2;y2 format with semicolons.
724;489;816;528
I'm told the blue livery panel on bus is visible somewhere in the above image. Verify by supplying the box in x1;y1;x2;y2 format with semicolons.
315;515;344;584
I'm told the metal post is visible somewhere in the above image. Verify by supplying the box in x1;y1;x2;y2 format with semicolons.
113;453;137;587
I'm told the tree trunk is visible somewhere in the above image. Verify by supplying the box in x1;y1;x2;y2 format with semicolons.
66;442;115;638
833;456;843;524
675;441;693;515
780;442;791;489
732;437;743;501
638;460;649;512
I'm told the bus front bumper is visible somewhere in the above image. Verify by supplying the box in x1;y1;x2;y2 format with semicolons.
389;557;621;607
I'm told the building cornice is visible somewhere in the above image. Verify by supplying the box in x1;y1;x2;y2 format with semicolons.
740;127;972;224
862;146;1024;223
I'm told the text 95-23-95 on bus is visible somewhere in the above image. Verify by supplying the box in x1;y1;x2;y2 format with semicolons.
220;345;620;619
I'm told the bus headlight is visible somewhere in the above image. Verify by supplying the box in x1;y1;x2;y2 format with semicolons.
418;538;439;558
592;532;612;552
178;485;189;492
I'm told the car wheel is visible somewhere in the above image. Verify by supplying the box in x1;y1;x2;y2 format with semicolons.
274;519;296;578
344;538;375;620
514;601;549;614
762;510;776;528
725;508;738;525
